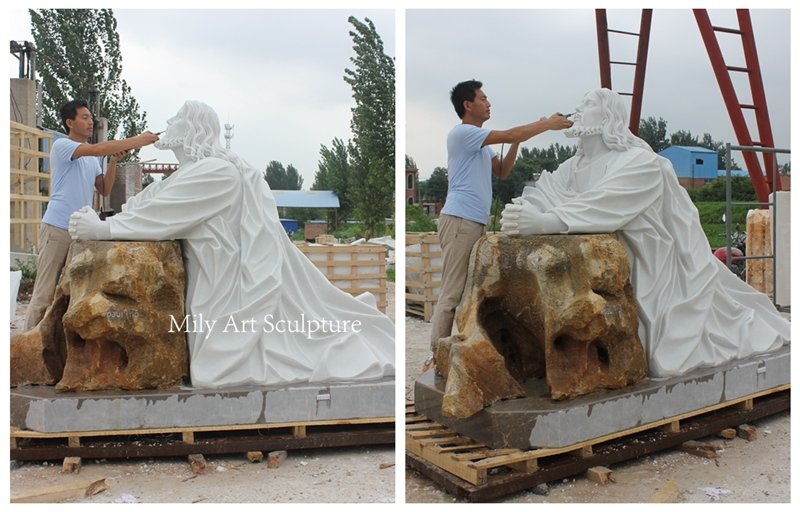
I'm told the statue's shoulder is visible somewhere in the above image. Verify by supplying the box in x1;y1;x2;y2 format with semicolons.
186;156;237;175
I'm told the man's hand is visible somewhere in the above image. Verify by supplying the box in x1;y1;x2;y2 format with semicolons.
109;148;131;163
500;203;567;235
545;112;573;131
137;131;160;147
68;206;111;240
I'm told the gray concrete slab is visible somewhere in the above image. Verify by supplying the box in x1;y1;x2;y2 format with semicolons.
11;377;394;433
415;345;789;449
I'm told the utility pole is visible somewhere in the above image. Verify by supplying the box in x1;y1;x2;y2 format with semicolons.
224;122;234;149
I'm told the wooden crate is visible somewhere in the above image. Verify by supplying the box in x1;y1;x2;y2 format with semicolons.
10;122;52;252
296;242;387;312
406;232;441;321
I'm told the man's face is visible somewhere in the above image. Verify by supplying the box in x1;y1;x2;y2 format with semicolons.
464;88;491;122
67;107;95;140
154;113;189;150
565;91;604;138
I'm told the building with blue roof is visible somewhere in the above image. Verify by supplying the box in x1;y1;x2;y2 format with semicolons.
658;146;719;188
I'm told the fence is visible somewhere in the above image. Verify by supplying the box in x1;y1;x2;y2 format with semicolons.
723;143;790;310
10;122;51;252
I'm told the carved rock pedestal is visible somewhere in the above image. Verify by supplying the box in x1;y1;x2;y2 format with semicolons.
435;234;646;419
11;241;188;391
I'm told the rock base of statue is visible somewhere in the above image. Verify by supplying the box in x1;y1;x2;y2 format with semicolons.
10;240;188;391
435;234;646;419
415;344;788;449
11;377;394;433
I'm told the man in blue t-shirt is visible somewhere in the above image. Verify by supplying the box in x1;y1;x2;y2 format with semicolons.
24;99;160;329
429;80;573;356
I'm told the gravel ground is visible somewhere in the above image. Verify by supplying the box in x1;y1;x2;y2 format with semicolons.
404;315;790;504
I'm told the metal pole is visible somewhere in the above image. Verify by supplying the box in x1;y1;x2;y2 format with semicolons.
725;143;733;271
771;156;777;306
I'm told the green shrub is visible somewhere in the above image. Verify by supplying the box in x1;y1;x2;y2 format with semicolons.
12;257;37;300
332;222;366;240
406;204;437;233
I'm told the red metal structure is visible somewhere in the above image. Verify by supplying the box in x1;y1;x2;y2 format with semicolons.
596;9;779;203
595;9;652;136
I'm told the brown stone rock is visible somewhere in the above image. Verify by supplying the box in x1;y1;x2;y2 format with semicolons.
746;209;773;297
10;279;70;386
11;241;188;391
435;234;646;419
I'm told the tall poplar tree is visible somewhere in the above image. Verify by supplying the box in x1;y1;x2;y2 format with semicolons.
344;16;395;238
30;9;147;152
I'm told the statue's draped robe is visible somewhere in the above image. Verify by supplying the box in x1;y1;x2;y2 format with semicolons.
107;157;394;387
521;147;789;377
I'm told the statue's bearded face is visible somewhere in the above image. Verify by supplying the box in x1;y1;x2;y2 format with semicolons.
154;114;189;150
565;91;604;138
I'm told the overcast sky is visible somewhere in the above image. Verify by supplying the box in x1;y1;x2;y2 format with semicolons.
8;9;394;188
407;9;791;179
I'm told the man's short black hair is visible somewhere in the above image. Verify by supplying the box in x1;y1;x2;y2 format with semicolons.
450;80;482;119
60;99;90;134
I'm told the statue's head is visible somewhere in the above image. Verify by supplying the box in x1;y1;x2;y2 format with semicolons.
154;100;222;162
567;88;652;153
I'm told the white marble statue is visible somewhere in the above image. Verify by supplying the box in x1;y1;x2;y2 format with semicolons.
500;88;789;378
69;100;394;388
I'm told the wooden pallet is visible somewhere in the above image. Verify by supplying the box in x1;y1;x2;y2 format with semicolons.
12;416;394;461
406;386;790;502
406;232;441;321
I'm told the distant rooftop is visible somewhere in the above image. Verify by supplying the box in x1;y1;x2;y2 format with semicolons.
272;190;340;209
664;146;718;154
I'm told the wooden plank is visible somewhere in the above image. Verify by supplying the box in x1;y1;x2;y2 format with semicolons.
418;447;484;485
14;425;395;462
451;449;519;462
11;416;394;440
678;440;720;458
407;428;458;440
586;466;614;484
10;479;104;503
406;421;442;431
435;443;487;453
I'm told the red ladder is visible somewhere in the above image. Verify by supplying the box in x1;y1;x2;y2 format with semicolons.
694;9;779;203
595;9;653;136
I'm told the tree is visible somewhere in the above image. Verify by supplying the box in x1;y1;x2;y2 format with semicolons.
264;160;303;190
29;9;147;157
638;116;669;153
490;144;577;205
344;16;395;239
420;167;449;204
313;138;353;224
670;129;700;147
142;173;154;188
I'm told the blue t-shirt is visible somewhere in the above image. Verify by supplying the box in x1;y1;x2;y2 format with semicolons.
441;123;497;225
42;137;102;230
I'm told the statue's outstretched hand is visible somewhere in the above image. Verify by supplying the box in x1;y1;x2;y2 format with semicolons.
500;203;522;235
68;206;111;240
500;203;567;236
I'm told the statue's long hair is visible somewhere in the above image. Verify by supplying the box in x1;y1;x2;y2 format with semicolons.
576;88;653;156
163;100;250;171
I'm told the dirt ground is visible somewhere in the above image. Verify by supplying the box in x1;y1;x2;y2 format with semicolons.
404;315;791;504
7;283;397;504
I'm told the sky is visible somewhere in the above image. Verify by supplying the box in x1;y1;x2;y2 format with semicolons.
406;8;791;179
8;8;395;188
